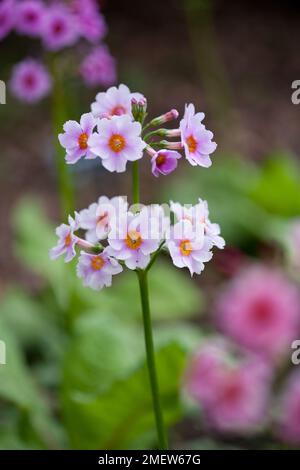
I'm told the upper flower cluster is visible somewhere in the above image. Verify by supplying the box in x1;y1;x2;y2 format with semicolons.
50;197;224;290
59;84;217;175
2;0;116;102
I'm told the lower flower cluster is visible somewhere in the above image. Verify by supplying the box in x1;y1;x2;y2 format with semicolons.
50;196;225;290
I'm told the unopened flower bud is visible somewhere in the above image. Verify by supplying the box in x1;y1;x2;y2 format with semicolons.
149;109;179;127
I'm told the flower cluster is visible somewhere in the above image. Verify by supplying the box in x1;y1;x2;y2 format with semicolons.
2;0;116;103
59;84;217;174
50;198;224;289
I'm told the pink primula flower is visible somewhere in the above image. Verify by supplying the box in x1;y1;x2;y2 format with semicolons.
180;104;217;168
58;113;96;164
79;196;128;242
167;219;213;276
77;249;122;291
89;115;146;173
107;210;161;270
49;213;80;263
91;84;144;119
170;199;225;249
150;149;181;177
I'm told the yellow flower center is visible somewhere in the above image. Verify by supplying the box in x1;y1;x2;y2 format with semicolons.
91;255;105;271
65;232;72;247
109;133;126;153
186;134;197;153
111;105;126;116
125;230;142;250
179;239;193;256
78;132;88;150
156;154;166;167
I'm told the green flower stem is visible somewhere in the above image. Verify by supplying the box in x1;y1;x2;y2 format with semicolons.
132;160;140;205
49;55;74;217
132;153;168;449
137;270;169;450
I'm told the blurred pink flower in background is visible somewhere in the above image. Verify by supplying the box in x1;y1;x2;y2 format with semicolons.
186;340;272;434
0;0;15;40
216;265;300;361
80;46;116;88
9;58;52;103
277;371;300;445
42;5;78;51
15;0;45;37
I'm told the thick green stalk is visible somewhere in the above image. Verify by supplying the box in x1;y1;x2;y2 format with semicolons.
132;161;140;205
137;270;169;450
132;155;168;449
49;55;74;217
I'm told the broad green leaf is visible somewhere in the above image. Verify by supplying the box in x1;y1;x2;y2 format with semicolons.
13;197;72;309
0;316;65;448
62;313;199;449
0;287;66;356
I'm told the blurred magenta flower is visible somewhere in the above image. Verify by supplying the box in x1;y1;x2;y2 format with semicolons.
77;250;123;290
89;115;146;172
186;340;272;434
216;265;300;361
80;46;116;88
42;5;78;51
180;103;217;168
10;58;52;103
0;0;15;40
277;371;300;445
15;0;45;37
58;112;97;164
70;0;107;43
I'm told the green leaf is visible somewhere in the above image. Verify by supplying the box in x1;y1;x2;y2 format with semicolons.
62;313;197;449
0;287;66;356
249;154;300;217
0;316;65;448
